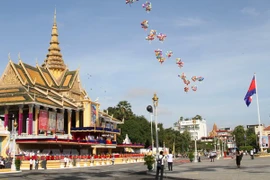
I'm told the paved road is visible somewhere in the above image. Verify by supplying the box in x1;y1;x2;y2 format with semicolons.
1;156;269;180
158;155;270;180
0;163;151;180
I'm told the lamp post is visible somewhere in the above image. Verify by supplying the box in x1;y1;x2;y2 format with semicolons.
244;134;246;147
192;119;198;163
221;138;223;157
146;105;154;153
214;137;217;152
11;119;18;171
152;93;159;155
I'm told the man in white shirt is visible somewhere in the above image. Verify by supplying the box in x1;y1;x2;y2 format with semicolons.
155;151;166;180
29;158;33;170
64;156;68;167
250;149;254;160
167;151;173;171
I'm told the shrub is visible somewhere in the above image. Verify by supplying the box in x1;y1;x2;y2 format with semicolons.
144;155;155;171
15;158;21;171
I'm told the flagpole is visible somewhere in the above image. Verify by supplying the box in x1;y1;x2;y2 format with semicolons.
254;73;263;152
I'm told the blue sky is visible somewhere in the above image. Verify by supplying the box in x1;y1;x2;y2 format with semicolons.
0;0;270;131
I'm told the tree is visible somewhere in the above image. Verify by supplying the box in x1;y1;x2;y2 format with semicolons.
179;130;191;152
193;115;202;120
105;101;151;146
232;125;246;147
106;101;133;120
246;128;257;148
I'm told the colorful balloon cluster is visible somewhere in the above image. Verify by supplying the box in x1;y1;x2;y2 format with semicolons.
178;73;203;93
126;0;204;93
154;49;165;64
141;20;149;31
126;0;139;5
142;1;152;12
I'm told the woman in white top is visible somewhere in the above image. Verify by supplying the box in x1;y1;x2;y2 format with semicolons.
167;152;173;171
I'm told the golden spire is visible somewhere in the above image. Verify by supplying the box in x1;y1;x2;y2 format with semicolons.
43;8;66;72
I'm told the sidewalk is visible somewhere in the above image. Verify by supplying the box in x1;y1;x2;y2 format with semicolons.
148;156;270;180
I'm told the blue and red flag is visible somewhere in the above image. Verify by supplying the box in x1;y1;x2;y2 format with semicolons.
244;75;256;107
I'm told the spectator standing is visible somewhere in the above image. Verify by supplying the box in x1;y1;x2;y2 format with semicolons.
167;151;173;171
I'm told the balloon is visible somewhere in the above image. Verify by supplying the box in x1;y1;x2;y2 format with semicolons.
176;58;184;68
191;76;197;82
191;85;197;91
142;1;152;12
157;33;167;42
165;51;173;58
183;79;190;86
146;105;153;113
126;0;139;5
141;20;149;30
149;29;157;36
184;86;189;93
197;76;204;82
157;57;166;64
154;49;162;57
178;73;186;80
146;34;155;42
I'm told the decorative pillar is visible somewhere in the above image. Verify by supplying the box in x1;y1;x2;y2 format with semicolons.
51;108;57;134
92;147;97;155
4;106;9;129
28;104;34;135
96;104;100;126
76;110;80;128
68;110;72;135
35;105;40;135
108;149;112;154
18;105;24;135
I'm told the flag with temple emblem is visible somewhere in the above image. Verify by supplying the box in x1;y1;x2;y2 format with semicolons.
244;75;256;107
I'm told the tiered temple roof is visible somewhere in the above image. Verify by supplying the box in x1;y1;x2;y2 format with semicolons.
0;9;86;110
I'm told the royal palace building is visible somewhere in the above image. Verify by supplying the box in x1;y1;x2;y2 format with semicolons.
0;10;141;158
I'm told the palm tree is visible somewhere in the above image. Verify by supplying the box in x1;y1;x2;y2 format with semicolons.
193;115;202;120
116;101;133;120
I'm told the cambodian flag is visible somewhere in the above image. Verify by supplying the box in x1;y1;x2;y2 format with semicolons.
244;75;256;107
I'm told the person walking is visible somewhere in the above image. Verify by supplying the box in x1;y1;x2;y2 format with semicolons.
29;158;33;170
210;152;215;162
35;158;39;170
167;151;173;171
155;151;165;180
236;149;243;168
111;155;115;165
250;149;254;160
64;156;68;167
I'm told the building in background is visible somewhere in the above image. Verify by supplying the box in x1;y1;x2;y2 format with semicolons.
209;123;236;152
247;124;264;135
175;118;207;140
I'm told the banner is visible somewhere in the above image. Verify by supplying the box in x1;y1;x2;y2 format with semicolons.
260;136;269;148
57;113;64;132
38;110;48;131
48;111;56;131
91;104;97;125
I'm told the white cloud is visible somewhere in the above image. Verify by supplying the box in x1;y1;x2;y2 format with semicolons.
173;17;205;27
125;88;154;99
241;7;260;16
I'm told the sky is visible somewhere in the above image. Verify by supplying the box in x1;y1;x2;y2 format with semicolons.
0;0;270;132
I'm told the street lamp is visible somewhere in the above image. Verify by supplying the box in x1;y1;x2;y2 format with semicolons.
244;134;246;147
214;137;217;152
146;105;154;153
152;93;159;155
192;119;198;163
11;119;18;171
